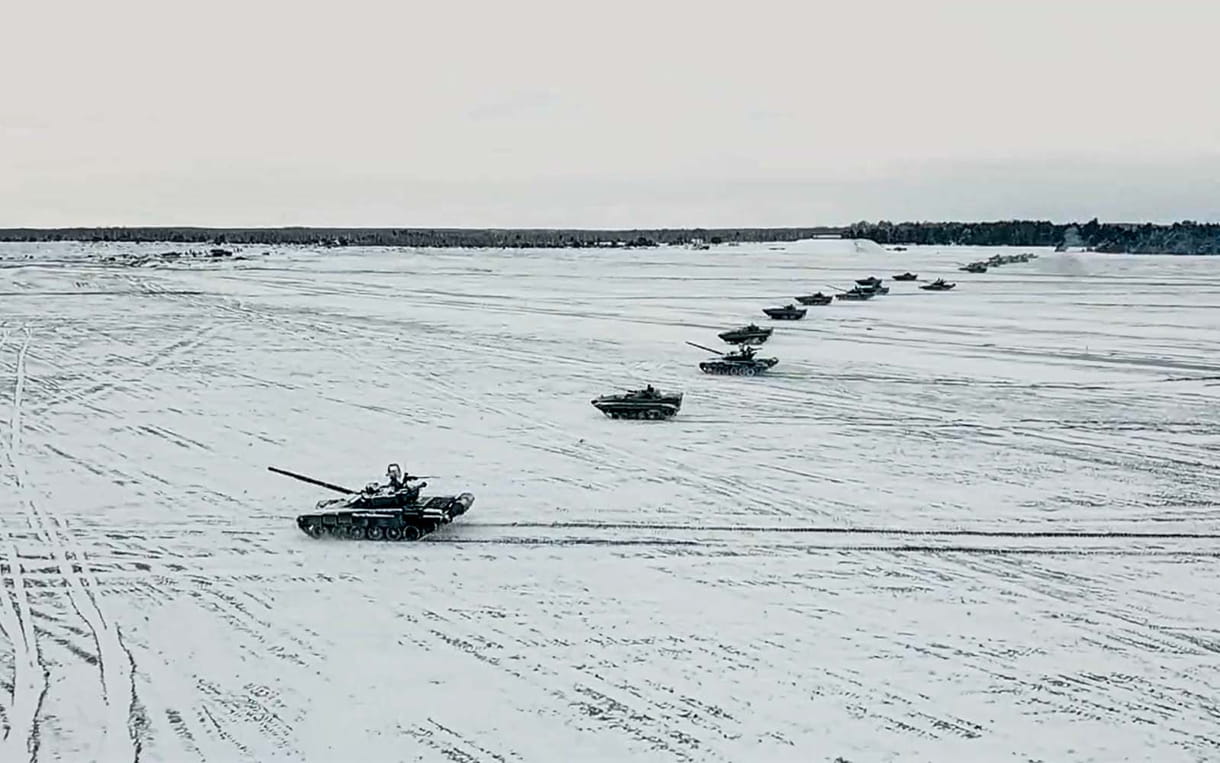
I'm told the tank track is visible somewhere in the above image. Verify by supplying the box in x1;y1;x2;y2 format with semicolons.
601;407;677;420
699;361;764;376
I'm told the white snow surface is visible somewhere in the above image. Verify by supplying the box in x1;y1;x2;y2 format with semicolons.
1;239;1219;762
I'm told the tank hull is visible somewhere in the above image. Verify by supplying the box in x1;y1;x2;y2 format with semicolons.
795;294;832;305
698;358;778;376
762;307;807;320
296;492;475;541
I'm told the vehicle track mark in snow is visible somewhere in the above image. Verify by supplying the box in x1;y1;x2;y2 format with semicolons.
1;327;142;762
0;327;49;763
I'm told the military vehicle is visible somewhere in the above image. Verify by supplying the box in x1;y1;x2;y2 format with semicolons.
892;272;918;281
718;323;772;345
687;341;778;376
920;278;956;291
857;282;890;295
272;464;475;541
795;292;833;305
591;385;683;419
834;287;876;301
959;262;988;273
855;276;883;286
762;304;807;320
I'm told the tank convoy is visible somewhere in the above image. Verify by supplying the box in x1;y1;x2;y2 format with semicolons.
762;304;807;320
688;341;778;376
718;323;772;345
591;385;683;419
273;464;475;541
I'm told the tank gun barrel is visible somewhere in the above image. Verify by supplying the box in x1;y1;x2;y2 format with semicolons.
685;340;722;354
267;466;356;494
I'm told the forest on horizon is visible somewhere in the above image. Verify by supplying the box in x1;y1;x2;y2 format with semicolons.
1;219;1217;253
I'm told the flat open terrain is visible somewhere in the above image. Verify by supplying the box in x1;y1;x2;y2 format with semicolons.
1;239;1219;762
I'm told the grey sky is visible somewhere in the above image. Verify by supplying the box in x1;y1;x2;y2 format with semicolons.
3;0;1218;227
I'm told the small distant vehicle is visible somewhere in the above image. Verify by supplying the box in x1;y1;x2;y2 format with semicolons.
591;385;683;419
920;278;956;291
892;272;918;281
272;464;475;541
718;323;773;345
762;304;807;320
795;292;833;305
959;262;987;273
855;276;883;286
834;288;875;301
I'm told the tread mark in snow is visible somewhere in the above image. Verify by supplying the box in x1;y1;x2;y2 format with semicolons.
1;327;142;761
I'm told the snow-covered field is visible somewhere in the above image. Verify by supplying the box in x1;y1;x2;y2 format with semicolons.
1;238;1218;762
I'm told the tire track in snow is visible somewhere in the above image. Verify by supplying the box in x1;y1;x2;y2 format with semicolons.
1;327;142;762
0;325;49;763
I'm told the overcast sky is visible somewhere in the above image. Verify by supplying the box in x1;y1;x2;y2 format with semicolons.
3;0;1218;227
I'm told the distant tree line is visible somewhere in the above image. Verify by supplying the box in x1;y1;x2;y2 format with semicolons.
2;220;1217;253
0;226;842;249
841;219;1220;254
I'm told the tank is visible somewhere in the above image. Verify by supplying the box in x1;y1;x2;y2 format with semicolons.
834;288;875;301
855;276;883;286
762;304;807;320
591;385;683;419
271;464;475;541
795;292;833;305
892;272;918;281
920;278;956;291
959;262;988;273
718;323;773;345
687;341;778;376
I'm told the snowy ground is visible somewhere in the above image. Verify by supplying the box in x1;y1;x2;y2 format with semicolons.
1;239;1218;762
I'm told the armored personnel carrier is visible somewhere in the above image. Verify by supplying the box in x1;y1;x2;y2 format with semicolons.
795;292;833;305
272;464;475;541
762;304;807;320
687;341;778;376
920;278;956;291
591;385;683;419
718;323;772;345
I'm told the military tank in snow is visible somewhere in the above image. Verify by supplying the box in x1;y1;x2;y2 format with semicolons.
920;278;956;291
272;464;475;541
762;303;807;320
795;292;833;305
591;385;683;419
892;272;918;281
718;323;772;345
834;287;876;301
687;341;778;376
